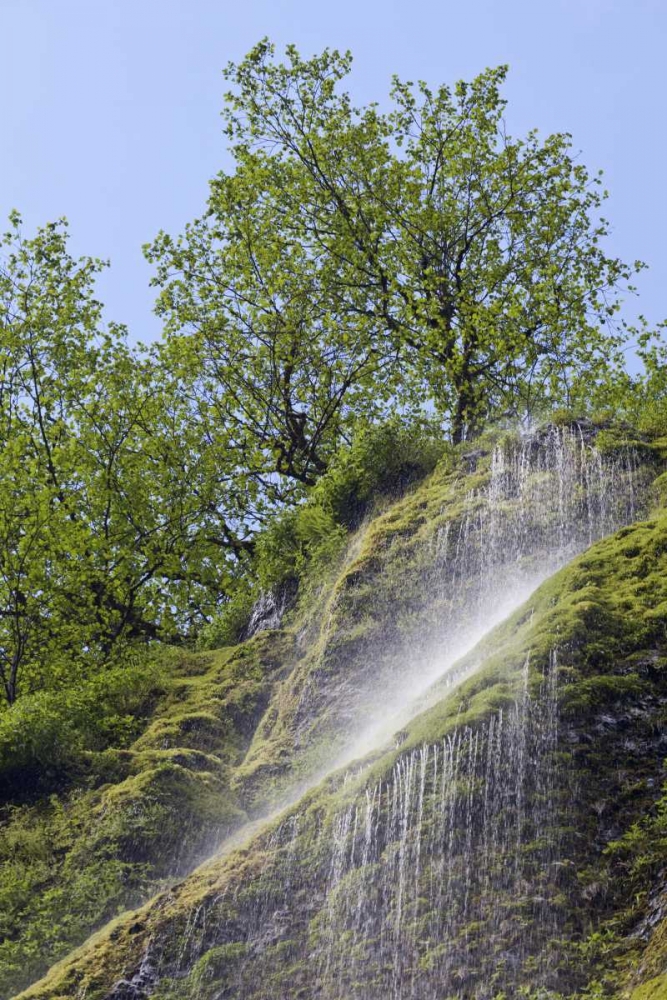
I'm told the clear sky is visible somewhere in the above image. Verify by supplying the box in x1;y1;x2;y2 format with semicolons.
1;0;665;344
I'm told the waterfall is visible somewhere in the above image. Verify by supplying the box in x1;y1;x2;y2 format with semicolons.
338;424;645;760
425;424;641;668
157;653;565;999
107;427;649;1000
312;654;563;998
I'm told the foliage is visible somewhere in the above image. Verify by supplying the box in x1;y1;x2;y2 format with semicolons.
604;782;667;902
257;416;446;581
253;504;343;592
310;416;448;527
585;330;667;437
0;652;167;797
0;794;145;996
197;417;445;644
0;634;290;998
0;215;253;705
3;40;667;1000
148;40;647;451
0;210;446;705
0;42;665;704
196;585;257;649
2;40;665;708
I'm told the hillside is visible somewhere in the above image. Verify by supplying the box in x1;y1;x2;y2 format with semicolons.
2;423;667;999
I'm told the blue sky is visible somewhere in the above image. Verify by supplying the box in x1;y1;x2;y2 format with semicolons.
1;0;665;344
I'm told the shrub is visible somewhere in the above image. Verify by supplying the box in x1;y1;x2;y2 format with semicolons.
0;653;168;799
196;418;447;648
254;418;446;590
312;417;447;529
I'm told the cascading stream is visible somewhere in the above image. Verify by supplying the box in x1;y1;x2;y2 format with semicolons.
103;426;653;1000
308;655;563;999
335;424;645;762
165;654;565;999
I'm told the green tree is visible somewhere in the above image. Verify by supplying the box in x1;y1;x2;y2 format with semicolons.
0;214;103;703
582;321;667;434
2;45;659;705
0;215;249;705
148;40;644;447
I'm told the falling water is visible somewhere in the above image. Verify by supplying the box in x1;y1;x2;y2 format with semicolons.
337;424;645;760
107;427;650;1000
420;425;641;673
312;655;563;998
154;654;567;999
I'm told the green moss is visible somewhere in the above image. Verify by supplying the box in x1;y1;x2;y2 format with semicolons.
630;977;667;1000
0;654;170;798
7;425;667;999
176;502;667;997
0;634;296;997
232;458;493;810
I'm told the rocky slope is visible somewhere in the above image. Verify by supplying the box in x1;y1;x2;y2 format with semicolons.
2;423;667;999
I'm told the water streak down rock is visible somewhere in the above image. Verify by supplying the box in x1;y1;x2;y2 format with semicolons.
313;656;563;998
16;426;667;1000
122;655;567;999
425;424;642;657
263;424;648;785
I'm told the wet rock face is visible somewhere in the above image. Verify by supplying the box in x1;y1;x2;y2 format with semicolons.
241;580;298;640
107;946;156;1000
461;448;488;473
114;653;667;1000
238;424;653;813
10;431;667;1000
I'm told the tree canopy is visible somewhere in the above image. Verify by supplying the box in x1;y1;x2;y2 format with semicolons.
0;216;247;703
149;40;645;448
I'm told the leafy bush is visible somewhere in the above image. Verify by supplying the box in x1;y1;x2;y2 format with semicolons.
196;419;447;648
0;653;168;799
312;417;447;529
255;419;446;587
255;504;346;590
0;793;142;996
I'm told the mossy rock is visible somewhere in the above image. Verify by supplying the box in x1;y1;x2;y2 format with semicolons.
5;426;667;999
631;977;667;1000
0;634;295;997
15;509;667;999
